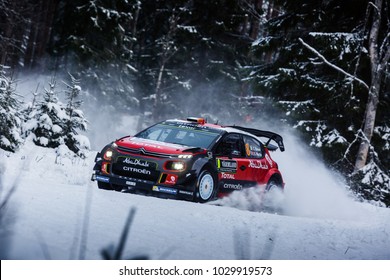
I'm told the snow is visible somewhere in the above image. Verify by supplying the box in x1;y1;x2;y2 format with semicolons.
0;136;11;147
38;136;49;146
177;25;198;33
1;131;390;261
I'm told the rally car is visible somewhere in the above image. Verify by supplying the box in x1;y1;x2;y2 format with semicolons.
91;117;285;203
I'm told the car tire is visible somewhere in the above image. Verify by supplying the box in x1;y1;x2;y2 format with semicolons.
263;179;285;213
195;170;216;203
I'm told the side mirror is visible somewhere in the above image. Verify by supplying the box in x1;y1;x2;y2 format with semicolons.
265;143;278;151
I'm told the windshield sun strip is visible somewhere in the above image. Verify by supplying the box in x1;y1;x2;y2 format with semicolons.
157;123;223;135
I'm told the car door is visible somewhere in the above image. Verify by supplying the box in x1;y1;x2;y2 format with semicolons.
241;135;269;187
214;133;253;193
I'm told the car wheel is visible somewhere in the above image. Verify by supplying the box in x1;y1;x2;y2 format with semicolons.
263;179;285;213
195;170;216;203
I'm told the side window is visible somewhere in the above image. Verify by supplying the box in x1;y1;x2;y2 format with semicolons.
215;134;243;157
243;135;264;158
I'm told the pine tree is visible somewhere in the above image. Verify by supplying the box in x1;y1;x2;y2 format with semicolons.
0;65;22;152
135;0;252;123
24;75;90;158
248;0;390;205
49;0;138;110
25;77;67;148
22;83;40;140
62;74;90;158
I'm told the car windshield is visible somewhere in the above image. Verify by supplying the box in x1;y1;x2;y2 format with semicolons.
135;121;223;149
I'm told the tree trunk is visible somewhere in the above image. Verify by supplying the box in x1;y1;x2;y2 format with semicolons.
354;0;384;171
354;83;380;171
249;0;263;40
152;63;165;121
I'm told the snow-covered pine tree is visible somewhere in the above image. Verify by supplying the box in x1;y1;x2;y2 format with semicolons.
0;65;22;152
62;74;90;158
25;76;67;148
22;83;39;140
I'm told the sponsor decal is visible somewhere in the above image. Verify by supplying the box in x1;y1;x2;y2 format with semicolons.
165;174;178;185
250;144;262;152
178;190;193;196
245;143;251;157
123;166;151;175
249;160;268;170
178;123;199;130
129;141;164;149
101;162;109;173
250;151;263;157
244;141;263;157
122;157;151;168
265;154;273;167
96;175;110;183
163;121;221;134
217;159;237;172
221;160;237;168
152;186;178;195
223;183;243;190
126;181;136;186
221;173;235;179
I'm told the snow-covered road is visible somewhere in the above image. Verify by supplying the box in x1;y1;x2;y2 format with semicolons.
1;138;389;260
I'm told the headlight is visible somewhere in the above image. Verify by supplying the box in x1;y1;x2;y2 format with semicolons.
104;149;113;160
165;161;186;171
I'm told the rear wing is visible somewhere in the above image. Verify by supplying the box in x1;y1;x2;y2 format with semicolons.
229;126;285;152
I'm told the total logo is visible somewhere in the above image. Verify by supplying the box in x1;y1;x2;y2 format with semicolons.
129;141;163;149
221;173;235;179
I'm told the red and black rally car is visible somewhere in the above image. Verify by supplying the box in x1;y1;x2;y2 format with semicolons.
91;117;285;203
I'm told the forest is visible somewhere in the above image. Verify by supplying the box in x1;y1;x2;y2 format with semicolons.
0;0;389;206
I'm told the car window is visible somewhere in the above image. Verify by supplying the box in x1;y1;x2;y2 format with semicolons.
243;135;264;158
136;123;221;149
215;134;243;157
144;127;171;141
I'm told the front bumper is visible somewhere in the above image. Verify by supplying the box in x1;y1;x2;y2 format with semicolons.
91;172;195;201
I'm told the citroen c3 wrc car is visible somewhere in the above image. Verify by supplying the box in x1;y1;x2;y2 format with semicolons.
91;117;285;203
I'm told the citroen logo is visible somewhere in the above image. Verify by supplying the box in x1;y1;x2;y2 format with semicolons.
140;148;146;154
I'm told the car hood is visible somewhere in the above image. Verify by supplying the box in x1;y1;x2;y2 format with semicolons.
115;136;204;155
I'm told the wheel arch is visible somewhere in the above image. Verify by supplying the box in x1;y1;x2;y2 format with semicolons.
265;170;284;190
193;157;218;176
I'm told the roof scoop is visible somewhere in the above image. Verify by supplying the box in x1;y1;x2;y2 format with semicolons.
187;117;206;125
